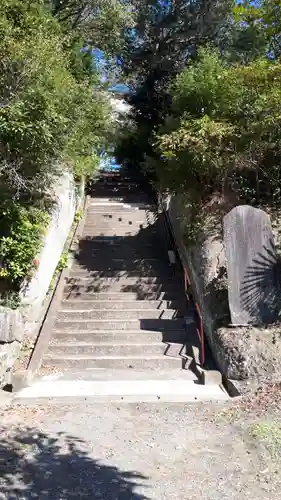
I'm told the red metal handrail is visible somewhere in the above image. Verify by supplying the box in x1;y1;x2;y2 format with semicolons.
183;267;205;366
158;193;205;367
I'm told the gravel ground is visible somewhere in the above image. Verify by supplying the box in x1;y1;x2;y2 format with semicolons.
0;400;281;500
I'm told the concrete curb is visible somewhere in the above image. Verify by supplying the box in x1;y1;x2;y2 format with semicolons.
189;344;223;387
222;377;242;397
0;389;14;408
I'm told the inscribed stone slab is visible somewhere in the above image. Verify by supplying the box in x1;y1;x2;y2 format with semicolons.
223;205;281;325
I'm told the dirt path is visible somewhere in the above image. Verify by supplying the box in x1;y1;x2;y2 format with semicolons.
1;397;281;499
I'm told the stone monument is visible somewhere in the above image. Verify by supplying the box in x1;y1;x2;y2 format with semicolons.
223;205;281;325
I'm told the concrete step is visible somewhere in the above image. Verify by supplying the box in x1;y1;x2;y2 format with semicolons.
47;342;185;357
84;214;157;225
41;354;187;370
15;374;228;403
74;247;169;260
81;228;164;237
71;258;170;271
62;291;182;301
75;239;167;249
68;268;176;279
86;212;157;224
54;318;185;331
90;187;148;196
75;237;167;246
78;235;165;244
60;299;184;310
87;202;155;211
82;224;154;234
51;330;187;343
86;207;152;216
57;309;179;321
63;281;183;294
66;276;182;286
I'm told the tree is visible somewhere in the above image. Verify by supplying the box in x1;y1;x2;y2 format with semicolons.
47;0;135;56
0;0;110;197
229;1;281;62
0;0;112;293
117;0;234;172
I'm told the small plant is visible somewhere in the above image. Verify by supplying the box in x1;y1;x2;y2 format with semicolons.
0;291;21;310
74;208;84;223
57;251;69;272
250;421;281;461
0;203;49;288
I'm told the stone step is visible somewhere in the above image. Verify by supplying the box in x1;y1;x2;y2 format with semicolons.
39;368;197;382
86;207;151;216
75;237;167;247
94;182;139;188
88;184;143;191
74;247;169;260
81;227;165;240
87;203;155;211
66;276;181;286
71;258;170;271
82;224;165;238
57;308;179;321
76;238;164;248
47;342;185;357
51;330;187;344
82;223;154;233
41;354;186;370
62;291;182;301
60;299;184;310
89;187;150;195
79;234;165;243
84;214;157;225
15;376;228;403
68;268;176;279
54;318;185;331
90;197;151;206
86;212;157;223
63;281;183;294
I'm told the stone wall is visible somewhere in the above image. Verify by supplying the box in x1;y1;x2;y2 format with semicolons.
164;193;281;383
164;194;229;375
0;171;78;385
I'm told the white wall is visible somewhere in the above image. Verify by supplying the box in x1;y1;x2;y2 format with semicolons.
20;171;76;315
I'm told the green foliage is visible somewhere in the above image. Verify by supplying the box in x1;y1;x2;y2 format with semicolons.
0;202;49;286
57;250;69;272
0;291;21;309
0;0;110;196
119;0;234;172
74;208;84;223
154;49;281;207
250;421;281;461
48;0;135;56
0;0;116;300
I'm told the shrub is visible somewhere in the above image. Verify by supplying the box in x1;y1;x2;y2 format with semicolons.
154;48;281;207
0;202;49;287
0;0;110;196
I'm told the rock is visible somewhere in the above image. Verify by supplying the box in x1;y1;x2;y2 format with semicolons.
0;308;25;343
217;325;281;380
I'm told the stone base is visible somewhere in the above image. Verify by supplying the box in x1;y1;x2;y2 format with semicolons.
216;324;281;381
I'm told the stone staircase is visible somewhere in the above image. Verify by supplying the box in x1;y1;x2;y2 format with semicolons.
15;172;228;402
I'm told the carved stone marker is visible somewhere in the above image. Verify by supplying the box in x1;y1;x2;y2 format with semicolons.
223;205;281;325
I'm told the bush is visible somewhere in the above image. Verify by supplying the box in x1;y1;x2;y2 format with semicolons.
154;48;281;207
0;1;111;297
0;202;49;287
0;0;110;196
